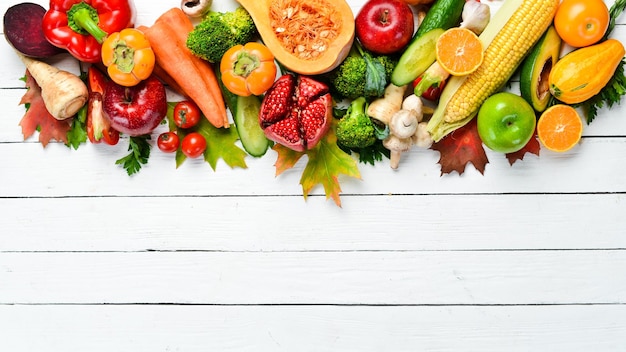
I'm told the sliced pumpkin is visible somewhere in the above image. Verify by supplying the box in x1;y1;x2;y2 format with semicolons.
236;0;355;75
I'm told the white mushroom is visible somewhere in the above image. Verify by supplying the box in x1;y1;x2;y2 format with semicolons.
401;94;424;123
383;135;413;170
181;0;212;18
389;109;419;139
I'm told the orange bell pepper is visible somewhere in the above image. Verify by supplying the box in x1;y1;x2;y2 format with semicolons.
101;28;155;87
220;42;277;97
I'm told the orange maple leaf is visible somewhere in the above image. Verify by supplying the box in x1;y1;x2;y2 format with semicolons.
19;70;71;147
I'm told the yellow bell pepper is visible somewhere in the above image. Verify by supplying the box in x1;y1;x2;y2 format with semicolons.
101;28;155;87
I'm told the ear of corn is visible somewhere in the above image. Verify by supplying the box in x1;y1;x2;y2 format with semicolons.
427;0;559;142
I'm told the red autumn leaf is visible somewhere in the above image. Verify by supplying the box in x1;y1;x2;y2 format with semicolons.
506;132;541;165
19;70;71;147
430;118;489;175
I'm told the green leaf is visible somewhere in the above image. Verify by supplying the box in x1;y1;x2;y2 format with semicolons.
357;43;387;98
300;126;361;207
65;107;88;150
166;102;248;170
603;0;626;41
198;119;248;171
115;135;151;176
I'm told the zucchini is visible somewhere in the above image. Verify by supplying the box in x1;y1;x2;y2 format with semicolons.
414;0;465;40
391;0;465;86
390;28;443;86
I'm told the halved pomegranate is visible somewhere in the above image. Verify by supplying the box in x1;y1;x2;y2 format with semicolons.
259;74;332;152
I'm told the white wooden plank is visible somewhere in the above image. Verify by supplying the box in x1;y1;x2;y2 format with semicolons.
1;194;624;252
1;250;624;304
1;137;625;197
1;304;625;352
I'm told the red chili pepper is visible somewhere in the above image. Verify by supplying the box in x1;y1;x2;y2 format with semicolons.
42;0;136;63
412;76;447;102
87;66;119;145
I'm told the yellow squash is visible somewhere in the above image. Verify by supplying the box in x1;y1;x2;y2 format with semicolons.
236;0;354;75
549;39;625;105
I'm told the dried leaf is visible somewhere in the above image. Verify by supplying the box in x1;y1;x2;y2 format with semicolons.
19;70;71;147
273;144;305;176
272;125;361;207
506;132;540;165
430;118;489;175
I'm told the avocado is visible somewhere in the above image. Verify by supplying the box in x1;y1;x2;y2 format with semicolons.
519;26;562;113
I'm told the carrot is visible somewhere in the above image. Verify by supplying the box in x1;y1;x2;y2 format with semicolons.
142;8;229;128
18;53;88;120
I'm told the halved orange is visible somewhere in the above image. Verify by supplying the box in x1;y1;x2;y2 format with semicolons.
435;27;484;76
537;104;583;152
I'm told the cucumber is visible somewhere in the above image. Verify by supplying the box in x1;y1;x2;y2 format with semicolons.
414;0;465;40
391;0;465;86
390;28;443;86
233;94;270;157
217;69;270;157
519;26;562;112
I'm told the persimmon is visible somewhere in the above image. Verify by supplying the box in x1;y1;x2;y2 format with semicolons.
554;0;609;48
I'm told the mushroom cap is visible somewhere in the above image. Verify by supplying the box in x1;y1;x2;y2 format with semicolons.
389;109;419;139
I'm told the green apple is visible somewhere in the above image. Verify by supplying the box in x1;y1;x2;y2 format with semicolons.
477;92;537;154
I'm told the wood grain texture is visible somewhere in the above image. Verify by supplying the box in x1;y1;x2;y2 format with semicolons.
1;0;626;350
2;305;626;352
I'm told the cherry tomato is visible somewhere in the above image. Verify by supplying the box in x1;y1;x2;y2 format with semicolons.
173;101;201;129
181;132;207;158
157;131;180;153
554;0;609;48
220;42;277;96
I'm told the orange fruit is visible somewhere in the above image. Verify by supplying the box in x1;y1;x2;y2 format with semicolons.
435;27;484;76
537;104;583;152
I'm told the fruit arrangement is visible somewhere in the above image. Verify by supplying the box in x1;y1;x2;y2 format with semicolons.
3;0;626;207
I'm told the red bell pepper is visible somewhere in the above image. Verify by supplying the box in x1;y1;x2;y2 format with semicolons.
43;0;136;63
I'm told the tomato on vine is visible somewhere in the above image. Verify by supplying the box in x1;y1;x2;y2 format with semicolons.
554;0;609;48
157;131;180;153
173;101;201;129
181;132;207;158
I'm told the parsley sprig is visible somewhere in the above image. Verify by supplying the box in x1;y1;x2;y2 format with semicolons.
115;135;151;176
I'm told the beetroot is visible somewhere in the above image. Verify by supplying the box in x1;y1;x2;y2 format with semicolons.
259;74;332;152
3;3;64;58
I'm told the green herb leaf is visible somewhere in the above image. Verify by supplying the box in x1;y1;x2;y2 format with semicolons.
65;106;88;150
603;0;626;41
356;43;387;98
115;135;151;176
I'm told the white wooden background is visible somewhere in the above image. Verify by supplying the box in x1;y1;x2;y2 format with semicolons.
2;0;626;350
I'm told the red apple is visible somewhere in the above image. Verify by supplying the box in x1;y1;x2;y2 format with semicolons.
103;76;168;136
355;0;415;55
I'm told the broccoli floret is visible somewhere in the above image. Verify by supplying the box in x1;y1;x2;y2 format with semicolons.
336;97;377;149
330;43;396;100
186;7;256;63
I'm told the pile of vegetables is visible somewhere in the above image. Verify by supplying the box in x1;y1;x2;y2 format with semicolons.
3;0;626;207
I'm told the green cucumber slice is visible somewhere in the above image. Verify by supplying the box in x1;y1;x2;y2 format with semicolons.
234;94;270;157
